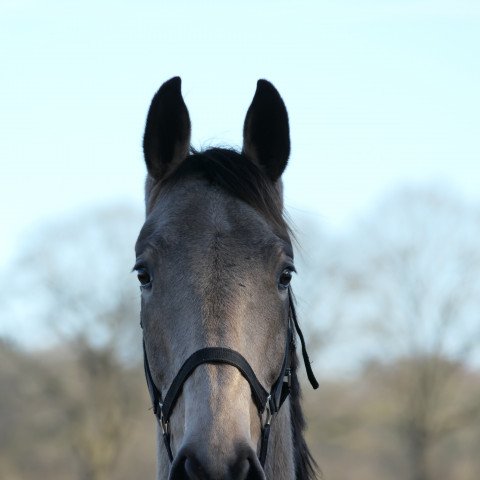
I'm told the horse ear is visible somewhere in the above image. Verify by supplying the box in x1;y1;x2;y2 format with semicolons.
242;80;290;181
143;76;191;180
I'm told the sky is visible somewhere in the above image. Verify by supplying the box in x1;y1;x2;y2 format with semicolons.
1;0;479;269
0;0;479;366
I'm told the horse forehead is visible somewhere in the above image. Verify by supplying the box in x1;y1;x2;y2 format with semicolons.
153;180;274;244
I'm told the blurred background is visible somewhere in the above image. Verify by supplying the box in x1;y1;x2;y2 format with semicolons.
1;1;479;479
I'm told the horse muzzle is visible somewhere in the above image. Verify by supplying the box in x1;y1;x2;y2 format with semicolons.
169;442;265;480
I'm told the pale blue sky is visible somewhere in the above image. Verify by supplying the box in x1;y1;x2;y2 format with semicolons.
1;0;479;269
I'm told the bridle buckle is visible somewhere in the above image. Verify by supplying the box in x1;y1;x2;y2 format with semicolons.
264;395;273;427
159;402;170;435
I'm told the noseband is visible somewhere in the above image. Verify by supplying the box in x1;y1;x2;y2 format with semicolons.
142;289;318;468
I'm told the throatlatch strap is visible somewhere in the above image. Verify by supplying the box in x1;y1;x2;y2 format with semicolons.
143;341;174;462
288;289;319;390
270;325;293;412
143;340;161;413
162;347;270;420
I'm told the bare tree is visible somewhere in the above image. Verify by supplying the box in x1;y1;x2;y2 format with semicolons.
2;202;145;480
316;186;480;480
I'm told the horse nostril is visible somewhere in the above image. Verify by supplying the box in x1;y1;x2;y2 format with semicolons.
230;447;265;480
170;451;205;480
242;454;265;480
169;455;188;480
184;456;205;479
230;458;249;479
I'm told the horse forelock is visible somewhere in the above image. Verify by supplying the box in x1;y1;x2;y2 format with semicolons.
145;147;291;241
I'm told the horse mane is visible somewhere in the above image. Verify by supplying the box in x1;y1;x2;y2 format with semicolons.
290;347;320;479
150;147;319;479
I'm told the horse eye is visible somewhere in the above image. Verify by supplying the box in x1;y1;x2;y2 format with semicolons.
279;268;293;289
137;268;151;287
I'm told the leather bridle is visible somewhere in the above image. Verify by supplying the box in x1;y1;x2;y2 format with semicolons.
142;288;319;468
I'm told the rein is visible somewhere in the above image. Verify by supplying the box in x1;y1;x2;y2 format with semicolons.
142;288;318;468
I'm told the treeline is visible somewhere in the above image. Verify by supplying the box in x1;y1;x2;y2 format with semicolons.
1;186;480;479
0;338;154;480
1;340;479;480
305;357;480;480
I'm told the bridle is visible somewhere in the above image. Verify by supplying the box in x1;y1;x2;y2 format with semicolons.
142;288;319;468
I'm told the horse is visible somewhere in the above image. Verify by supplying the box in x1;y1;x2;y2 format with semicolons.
135;77;318;480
